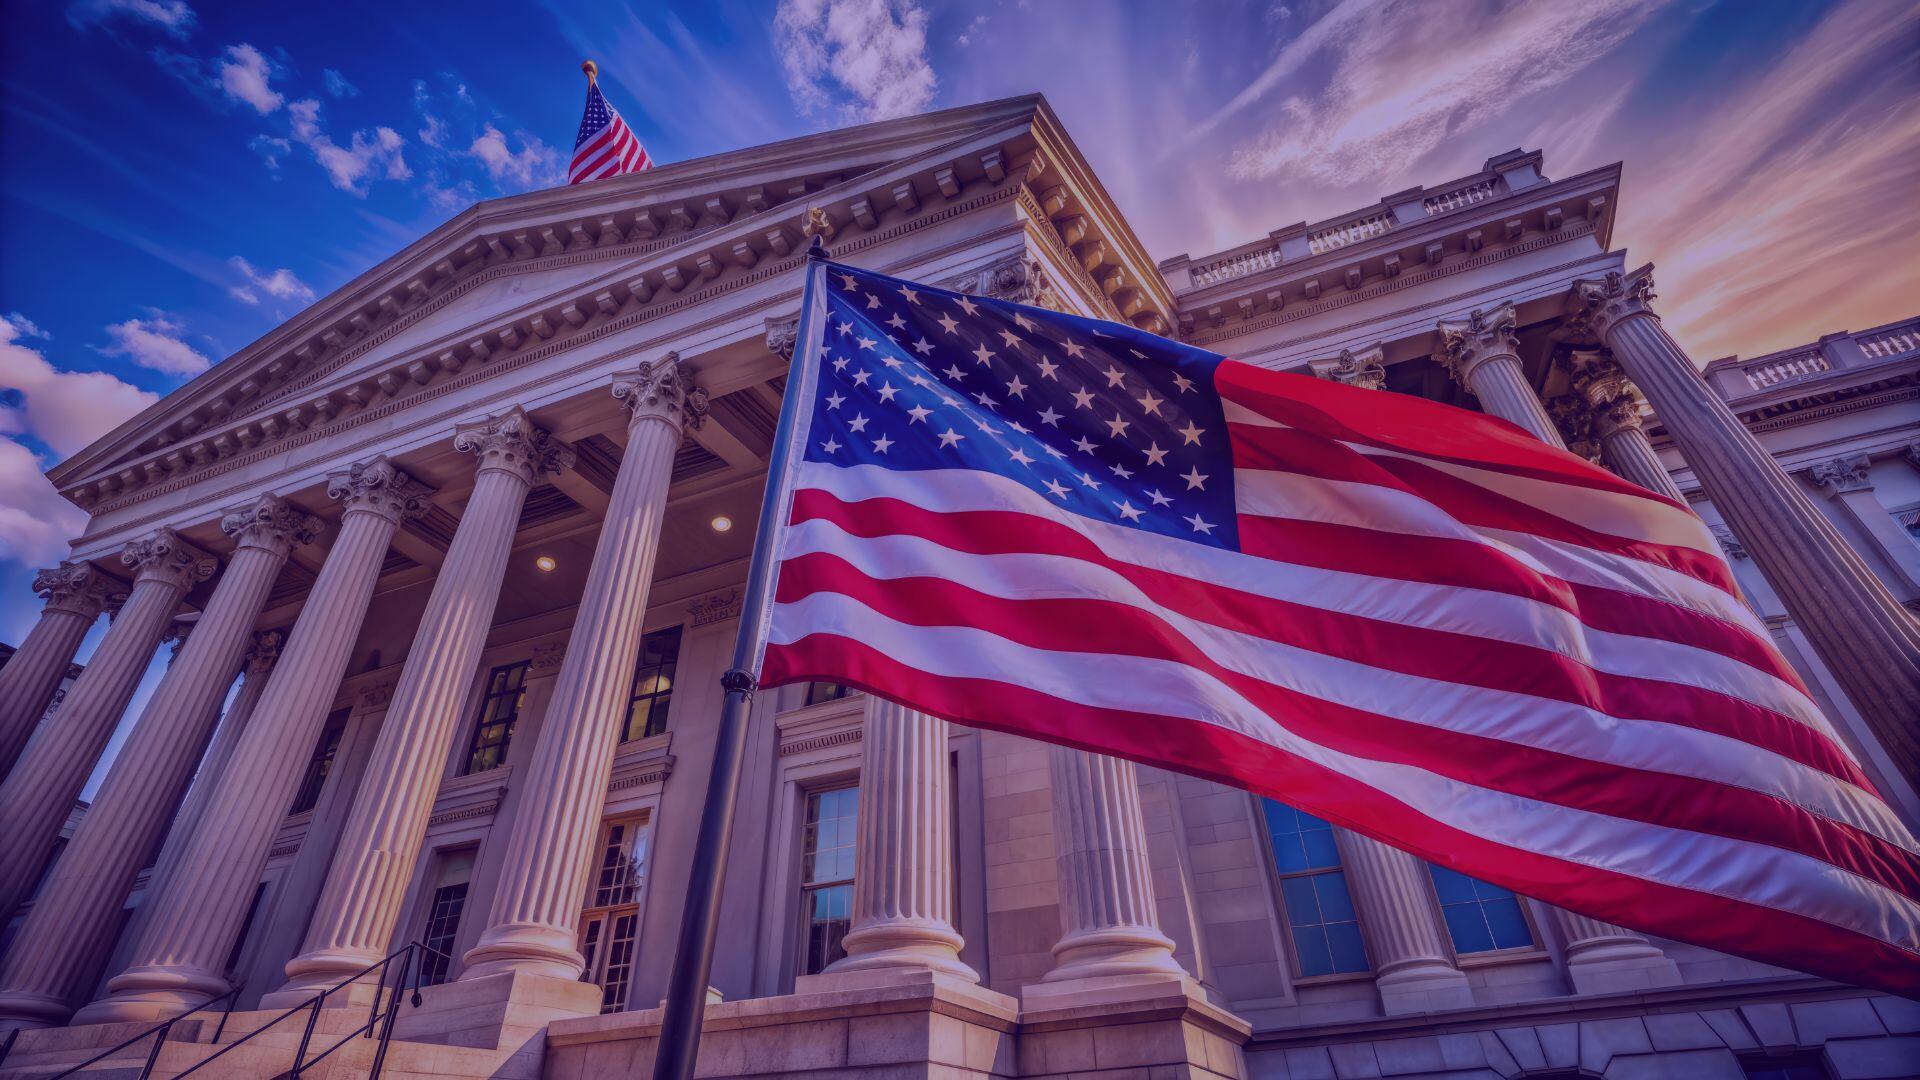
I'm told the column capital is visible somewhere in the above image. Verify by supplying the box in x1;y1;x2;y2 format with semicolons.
1310;343;1386;390
120;528;218;592
765;315;798;361
1567;265;1657;341
1546;396;1604;463
163;619;194;664
326;455;435;525
1709;524;1748;560
612;352;709;432
220;493;321;557
452;407;576;485
33;561;120;619
1807;452;1873;495
1435;302;1519;386
246;628;286;675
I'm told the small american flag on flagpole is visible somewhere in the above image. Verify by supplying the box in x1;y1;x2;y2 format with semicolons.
753;256;1920;996
568;61;652;185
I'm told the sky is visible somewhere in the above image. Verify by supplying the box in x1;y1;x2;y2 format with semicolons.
2;0;1917;791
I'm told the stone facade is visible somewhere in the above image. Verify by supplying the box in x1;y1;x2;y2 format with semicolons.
1;96;1916;1079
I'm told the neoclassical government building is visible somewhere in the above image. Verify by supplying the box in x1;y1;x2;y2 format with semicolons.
1;96;1916;1079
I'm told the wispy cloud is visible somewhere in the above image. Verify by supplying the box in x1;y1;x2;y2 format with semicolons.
774;0;936;122
467;124;564;189
66;0;195;39
227;255;315;306
100;311;212;376
288;98;411;195
216;42;282;114
322;67;358;98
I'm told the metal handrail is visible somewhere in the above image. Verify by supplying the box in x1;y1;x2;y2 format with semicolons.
48;942;448;1080
42;983;244;1078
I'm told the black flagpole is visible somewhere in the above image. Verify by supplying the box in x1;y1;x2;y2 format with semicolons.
651;231;832;1080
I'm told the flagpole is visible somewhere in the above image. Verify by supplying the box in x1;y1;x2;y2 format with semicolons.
651;232;832;1080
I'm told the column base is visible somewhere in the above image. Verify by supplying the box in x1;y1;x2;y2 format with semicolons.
0;989;69;1031
458;921;586;983
1565;941;1684;996
1042;924;1186;983
821;919;979;982
72;966;230;1026
256;946;391;1010
1018;971;1250;1079
1374;959;1476;1016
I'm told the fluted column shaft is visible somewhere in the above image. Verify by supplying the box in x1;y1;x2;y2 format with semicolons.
1437;304;1566;448
77;458;430;1024
462;359;697;981
1336;832;1472;1013
277;410;571;998
1597;422;1683;502
0;564;116;777
0;498;312;1028
1042;747;1183;982
0;530;214;924
822;697;974;979
167;629;284;866
1575;268;1920;787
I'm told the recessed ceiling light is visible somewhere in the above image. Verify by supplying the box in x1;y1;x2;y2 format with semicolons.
534;555;557;572
710;515;733;533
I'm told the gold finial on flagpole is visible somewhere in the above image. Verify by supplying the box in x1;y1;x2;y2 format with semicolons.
582;59;598;84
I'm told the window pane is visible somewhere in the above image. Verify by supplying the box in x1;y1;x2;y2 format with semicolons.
464;662;529;775
419;881;468;986
1263;799;1369;977
1290;924;1332;978
623;626;682;741
1313;872;1357;923
1427;863;1534;954
798;785;860;976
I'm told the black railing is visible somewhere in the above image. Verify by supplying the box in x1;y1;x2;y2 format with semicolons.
42;942;446;1080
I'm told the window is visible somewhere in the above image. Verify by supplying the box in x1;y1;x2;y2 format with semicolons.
804;682;856;706
1427;863;1534;954
797;785;859;976
578;816;650;1013
1261;800;1369;977
418;850;475;986
290;708;351;814
464;662;529;774
622;627;682;742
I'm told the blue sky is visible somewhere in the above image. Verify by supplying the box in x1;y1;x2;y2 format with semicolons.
3;0;1916;792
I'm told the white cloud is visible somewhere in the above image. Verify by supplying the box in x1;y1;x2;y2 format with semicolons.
67;0;195;38
216;43;283;115
467;124;562;189
0;438;88;568
4;313;49;340
774;0;937;122
956;13;987;46
100;312;212;377
1216;0;1671;185
250;133;292;173
323;68;359;98
287;98;411;195
227;256;315;307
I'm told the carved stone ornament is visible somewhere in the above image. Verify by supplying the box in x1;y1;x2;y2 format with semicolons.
326;455;436;525
765;315;799;361
1436;302;1520;386
1807;453;1873;495
1548;396;1604;464
356;679;396;710
164;619;195;663
531;641;567;672
33;561;119;619
1310;344;1386;390
945;254;1057;310
219;493;321;555
1567;265;1658;342
612;351;709;432
120;527;219;592
1710;524;1749;560
452;406;576;485
247;628;287;674
686;586;743;627
801;206;835;241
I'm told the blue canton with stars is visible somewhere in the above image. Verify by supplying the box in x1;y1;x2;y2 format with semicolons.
801;260;1238;549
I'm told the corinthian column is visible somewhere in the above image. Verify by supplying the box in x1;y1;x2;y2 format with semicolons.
0;563;118;777
273;409;573;1002
814;697;974;981
1040;748;1184;985
1567;349;1686;502
1437;303;1566;448
0;496;316;1028
1309;344;1387;390
1570;267;1920;786
0;529;214;924
77;458;432;1025
1337;836;1473;1014
461;355;703;982
1807;454;1920;594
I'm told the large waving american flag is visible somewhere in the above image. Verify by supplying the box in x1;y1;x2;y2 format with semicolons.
568;79;651;185
757;257;1920;995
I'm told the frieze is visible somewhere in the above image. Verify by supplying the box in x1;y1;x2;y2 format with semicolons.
608;758;675;792
427;801;499;828
780;727;863;757
686;586;744;627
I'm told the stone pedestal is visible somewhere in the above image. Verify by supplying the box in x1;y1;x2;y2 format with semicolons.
1336;831;1475;1015
76;457;431;1026
1019;973;1249;1080
0;528;214;927
273;410;572;1005
0;562;116;777
394;966;603;1080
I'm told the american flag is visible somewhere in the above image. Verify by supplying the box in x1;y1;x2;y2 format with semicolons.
568;80;651;185
759;258;1920;995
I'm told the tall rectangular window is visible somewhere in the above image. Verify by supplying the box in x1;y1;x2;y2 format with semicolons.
1262;800;1369;977
804;682;855;706
463;662;529;775
418;849;475;986
622;626;682;742
578;815;650;1013
797;785;859;976
290;708;351;814
1427;864;1534;954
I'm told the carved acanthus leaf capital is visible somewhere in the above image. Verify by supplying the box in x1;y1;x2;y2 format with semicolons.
220;493;321;556
765;316;799;361
120;527;218;592
612;351;708;432
453;407;575;485
1436;302;1519;385
1309;343;1386;390
247;628;287;675
326;455;436;525
33;561;119;619
1547;396;1604;464
1568;265;1658;341
945;254;1059;311
1807;453;1873;495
